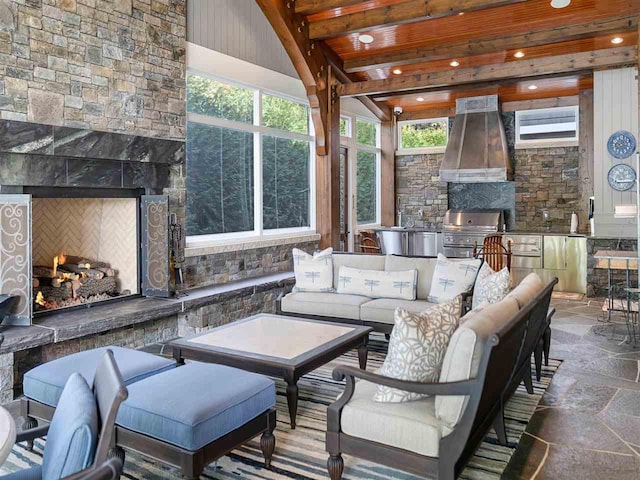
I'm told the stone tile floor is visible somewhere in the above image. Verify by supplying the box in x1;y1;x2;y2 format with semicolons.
504;297;640;479
5;298;640;479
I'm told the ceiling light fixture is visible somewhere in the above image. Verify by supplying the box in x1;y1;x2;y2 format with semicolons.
528;85;538;90
550;0;571;8
392;68;403;75
450;60;460;67
417;97;424;102
611;37;624;44
514;51;525;58
358;34;374;44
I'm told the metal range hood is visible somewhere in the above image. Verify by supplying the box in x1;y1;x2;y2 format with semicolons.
440;95;512;183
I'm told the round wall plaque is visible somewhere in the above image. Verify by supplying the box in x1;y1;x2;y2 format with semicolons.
608;163;637;192
607;130;637;159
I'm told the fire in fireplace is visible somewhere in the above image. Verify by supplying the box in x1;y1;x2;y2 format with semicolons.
33;253;130;312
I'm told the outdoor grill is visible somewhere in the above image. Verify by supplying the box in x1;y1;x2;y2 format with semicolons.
442;209;504;258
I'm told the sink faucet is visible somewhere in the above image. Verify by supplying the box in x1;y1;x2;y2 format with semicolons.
397;209;403;227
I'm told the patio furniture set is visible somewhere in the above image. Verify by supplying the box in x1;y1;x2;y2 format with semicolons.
3;252;556;480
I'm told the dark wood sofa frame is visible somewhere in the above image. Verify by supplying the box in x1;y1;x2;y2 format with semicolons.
20;386;276;480
325;278;558;480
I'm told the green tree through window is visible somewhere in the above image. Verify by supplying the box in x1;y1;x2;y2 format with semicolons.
400;120;448;148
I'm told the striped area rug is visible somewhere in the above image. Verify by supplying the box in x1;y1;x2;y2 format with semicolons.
1;337;560;480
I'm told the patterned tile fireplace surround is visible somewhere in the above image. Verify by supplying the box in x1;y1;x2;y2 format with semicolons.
0;118;184;324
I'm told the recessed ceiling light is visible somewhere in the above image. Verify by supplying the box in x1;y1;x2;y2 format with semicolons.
528;85;538;90
358;34;374;44
392;68;403;75
550;0;571;8
514;51;525;58
417;97;424;102
611;37;624;44
450;60;460;67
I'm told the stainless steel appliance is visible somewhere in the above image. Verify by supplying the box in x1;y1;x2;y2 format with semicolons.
409;232;443;257
442;209;504;258
377;229;409;255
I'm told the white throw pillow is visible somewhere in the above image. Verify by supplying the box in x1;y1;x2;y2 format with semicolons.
292;247;334;292
337;265;417;301
428;254;482;304
373;296;462;403
472;263;511;309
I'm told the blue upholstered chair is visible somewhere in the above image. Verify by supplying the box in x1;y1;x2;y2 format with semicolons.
2;350;127;480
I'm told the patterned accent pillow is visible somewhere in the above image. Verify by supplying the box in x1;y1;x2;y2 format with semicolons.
472;263;511;309
336;265;417;300
292;247;334;292
373;296;462;403
427;254;482;304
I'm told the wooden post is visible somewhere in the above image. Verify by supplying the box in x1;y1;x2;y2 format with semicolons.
578;89;594;234
380;118;396;227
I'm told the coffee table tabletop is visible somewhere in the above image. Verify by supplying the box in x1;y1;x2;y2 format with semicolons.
170;314;372;428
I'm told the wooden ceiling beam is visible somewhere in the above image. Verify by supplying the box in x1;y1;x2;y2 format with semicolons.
337;46;637;97
398;108;456;121
308;0;528;40
294;0;363;16
344;16;639;73
501;95;579;112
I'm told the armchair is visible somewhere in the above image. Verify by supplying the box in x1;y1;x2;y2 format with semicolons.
3;350;127;480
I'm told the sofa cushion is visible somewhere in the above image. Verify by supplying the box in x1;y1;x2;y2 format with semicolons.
435;297;520;428
374;296;462;403
42;373;98;480
507;272;545;309
337;265;417;301
280;291;371;320
342;379;452;457
332;253;385;290
116;363;275;451
292;247;334;293
472;263;511;309
23;346;176;408
385;255;437;301
360;298;437;324
428;254;481;303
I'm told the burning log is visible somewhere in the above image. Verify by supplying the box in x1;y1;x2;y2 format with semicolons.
32;278;40;289
96;267;115;277
76;277;117;298
59;264;105;279
37;282;73;303
33;266;56;278
63;256;112;270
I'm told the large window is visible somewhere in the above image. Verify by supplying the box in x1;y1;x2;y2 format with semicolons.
397;118;448;154
186;73;314;241
353;118;381;227
515;106;579;147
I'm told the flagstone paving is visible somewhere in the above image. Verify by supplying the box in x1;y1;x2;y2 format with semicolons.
504;298;640;479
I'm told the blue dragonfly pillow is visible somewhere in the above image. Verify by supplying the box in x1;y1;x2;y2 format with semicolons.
428;254;482;303
292;247;334;292
336;265;417;300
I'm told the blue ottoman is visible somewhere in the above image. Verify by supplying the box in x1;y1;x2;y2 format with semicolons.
114;363;277;479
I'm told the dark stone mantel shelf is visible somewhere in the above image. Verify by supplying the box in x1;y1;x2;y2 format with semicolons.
0;272;294;355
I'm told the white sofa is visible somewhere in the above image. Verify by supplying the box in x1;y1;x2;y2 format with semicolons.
278;253;444;333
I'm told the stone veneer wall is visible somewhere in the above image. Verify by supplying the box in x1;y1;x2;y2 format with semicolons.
181;239;320;290
514;146;582;232
395;152;448;229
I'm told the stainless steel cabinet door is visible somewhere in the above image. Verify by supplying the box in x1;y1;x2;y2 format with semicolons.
543;235;566;270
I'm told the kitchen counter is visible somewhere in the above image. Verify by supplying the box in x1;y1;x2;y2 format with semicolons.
370;226;441;233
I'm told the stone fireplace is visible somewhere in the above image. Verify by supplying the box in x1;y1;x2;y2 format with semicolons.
0;119;184;325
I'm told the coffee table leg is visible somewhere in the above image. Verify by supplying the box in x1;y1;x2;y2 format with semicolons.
358;337;368;370
286;381;299;429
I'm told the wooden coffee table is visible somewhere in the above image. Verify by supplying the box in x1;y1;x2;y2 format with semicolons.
170;314;372;429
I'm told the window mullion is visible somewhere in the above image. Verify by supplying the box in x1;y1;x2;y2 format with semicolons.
254;89;263;236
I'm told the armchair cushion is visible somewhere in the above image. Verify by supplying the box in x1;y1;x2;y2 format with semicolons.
472;263;511;309
42;373;98;480
435;297;520;428
374;296;462;403
23;346;175;408
342;379;452;457
280;291;370;320
507;273;545;309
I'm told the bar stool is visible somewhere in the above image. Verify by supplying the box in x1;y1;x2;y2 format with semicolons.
623;287;640;345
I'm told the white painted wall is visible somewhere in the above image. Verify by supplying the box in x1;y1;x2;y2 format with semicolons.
593;67;639;237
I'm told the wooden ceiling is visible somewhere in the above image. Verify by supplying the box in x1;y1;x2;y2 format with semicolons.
293;0;640;113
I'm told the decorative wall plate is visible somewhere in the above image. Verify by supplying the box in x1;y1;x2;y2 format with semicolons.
608;163;637;192
607;130;637;159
